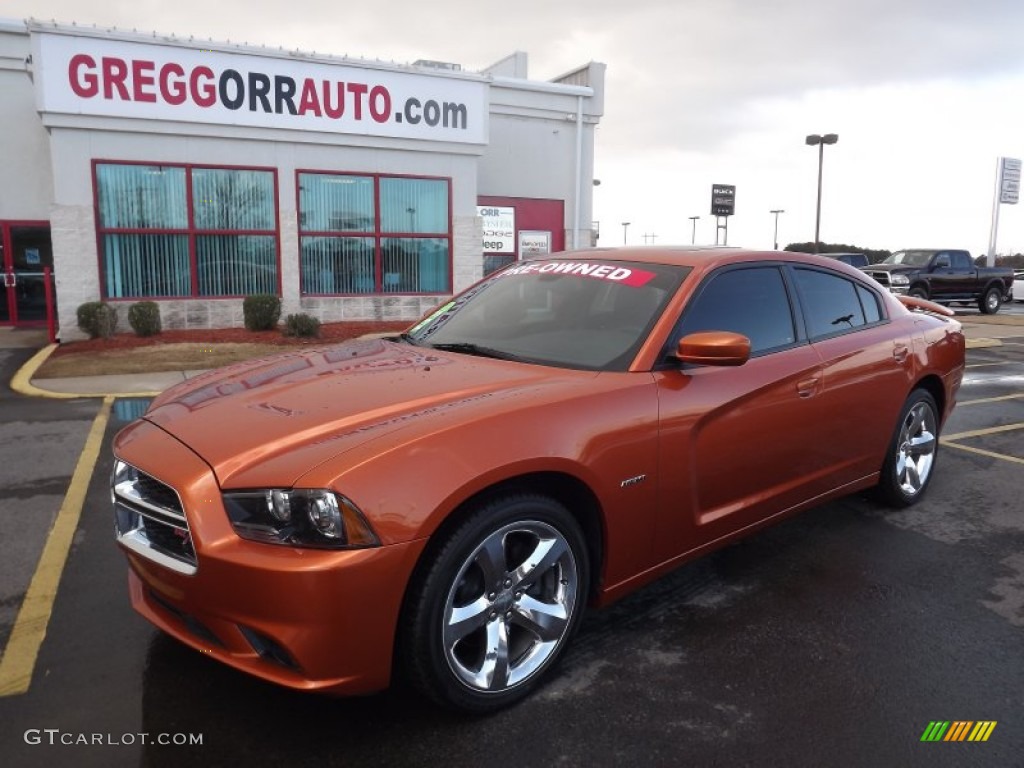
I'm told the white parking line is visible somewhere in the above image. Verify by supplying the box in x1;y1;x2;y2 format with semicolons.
957;393;1024;406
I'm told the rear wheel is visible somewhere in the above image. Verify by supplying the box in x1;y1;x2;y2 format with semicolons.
399;494;589;713
908;286;928;300
978;286;1002;314
875;389;939;507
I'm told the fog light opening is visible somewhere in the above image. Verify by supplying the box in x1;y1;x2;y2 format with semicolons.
238;625;301;671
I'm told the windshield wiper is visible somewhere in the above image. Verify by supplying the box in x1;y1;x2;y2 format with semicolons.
428;342;523;361
394;332;421;346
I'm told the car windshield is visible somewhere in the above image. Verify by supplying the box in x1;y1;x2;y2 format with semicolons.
882;250;933;266
405;259;689;371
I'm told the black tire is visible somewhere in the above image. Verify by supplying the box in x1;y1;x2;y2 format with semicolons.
399;494;589;713
978;286;1002;315
908;287;928;300
875;389;940;508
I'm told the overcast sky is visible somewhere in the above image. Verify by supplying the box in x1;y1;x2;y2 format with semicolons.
4;0;1024;255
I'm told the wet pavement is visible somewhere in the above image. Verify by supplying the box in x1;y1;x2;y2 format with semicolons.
0;326;1022;767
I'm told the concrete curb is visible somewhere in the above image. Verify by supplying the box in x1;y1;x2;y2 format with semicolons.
10;344;164;400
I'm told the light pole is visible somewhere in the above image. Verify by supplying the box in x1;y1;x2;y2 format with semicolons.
688;216;699;244
805;133;838;253
770;209;785;250
621;221;631;244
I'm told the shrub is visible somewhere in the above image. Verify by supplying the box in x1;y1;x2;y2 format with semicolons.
76;301;119;339
127;301;162;337
283;313;321;338
243;294;282;331
76;302;103;338
94;304;119;339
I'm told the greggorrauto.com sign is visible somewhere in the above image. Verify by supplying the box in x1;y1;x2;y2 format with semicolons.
33;31;488;144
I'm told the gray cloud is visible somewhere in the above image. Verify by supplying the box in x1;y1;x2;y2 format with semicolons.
8;0;1024;152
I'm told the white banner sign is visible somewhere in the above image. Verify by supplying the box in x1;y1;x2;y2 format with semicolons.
518;230;551;258
1000;157;1021;205
34;32;488;144
477;206;515;253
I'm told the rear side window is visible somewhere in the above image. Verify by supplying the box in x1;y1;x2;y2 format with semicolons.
857;284;882;324
794;267;883;339
676;266;796;355
950;251;972;270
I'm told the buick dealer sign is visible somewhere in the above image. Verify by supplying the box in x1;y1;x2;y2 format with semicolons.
710;184;735;217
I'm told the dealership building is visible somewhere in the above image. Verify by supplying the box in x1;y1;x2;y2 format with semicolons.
0;19;604;339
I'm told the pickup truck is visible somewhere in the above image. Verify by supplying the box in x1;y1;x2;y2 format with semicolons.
863;249;1015;314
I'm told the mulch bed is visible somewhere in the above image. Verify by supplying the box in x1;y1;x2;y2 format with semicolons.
52;321;410;358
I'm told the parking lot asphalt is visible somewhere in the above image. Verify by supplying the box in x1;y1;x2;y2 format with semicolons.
0;313;1022;768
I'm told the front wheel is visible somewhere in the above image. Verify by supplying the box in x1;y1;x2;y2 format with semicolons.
875;389;940;507
908;287;929;300
978;286;1002;314
399;494;589;713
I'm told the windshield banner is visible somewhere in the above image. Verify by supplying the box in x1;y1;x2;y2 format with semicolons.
497;261;656;287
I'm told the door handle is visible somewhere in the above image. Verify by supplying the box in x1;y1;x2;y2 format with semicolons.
796;376;820;398
893;344;909;363
2;272;14;289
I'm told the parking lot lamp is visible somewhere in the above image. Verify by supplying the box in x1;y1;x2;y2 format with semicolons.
770;209;785;250
805;133;838;253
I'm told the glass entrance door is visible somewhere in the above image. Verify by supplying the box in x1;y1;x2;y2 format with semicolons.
1;223;53;326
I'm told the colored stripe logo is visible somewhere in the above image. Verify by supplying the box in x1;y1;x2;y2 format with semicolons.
920;721;997;742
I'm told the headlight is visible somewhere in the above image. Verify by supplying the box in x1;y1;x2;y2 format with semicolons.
890;274;910;286
223;489;379;549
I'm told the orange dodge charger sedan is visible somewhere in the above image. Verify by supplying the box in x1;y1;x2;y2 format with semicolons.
112;247;965;712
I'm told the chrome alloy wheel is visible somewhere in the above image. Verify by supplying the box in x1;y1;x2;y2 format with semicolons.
894;400;937;497
442;520;579;693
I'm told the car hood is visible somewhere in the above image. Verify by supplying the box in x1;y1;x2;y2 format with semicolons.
864;264;914;273
141;338;592;487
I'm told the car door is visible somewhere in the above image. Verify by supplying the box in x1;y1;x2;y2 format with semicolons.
926;250;972;300
652;264;826;562
947;250;974;296
790;266;913;486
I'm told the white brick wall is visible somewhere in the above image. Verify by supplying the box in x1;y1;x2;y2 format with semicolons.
51;204;100;342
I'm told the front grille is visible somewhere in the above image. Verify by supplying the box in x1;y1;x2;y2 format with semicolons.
135;474;183;514
867;271;891;288
113;461;197;575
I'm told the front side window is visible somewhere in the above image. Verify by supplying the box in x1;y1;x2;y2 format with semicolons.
675;266;797;355
298;172;451;295
96;163;278;299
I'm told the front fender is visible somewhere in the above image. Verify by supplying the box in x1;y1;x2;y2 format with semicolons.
296;374;662;589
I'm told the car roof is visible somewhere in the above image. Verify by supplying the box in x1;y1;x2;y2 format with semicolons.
545;246;858;272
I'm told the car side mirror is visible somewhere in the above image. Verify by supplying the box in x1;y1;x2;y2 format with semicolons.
676;331;751;367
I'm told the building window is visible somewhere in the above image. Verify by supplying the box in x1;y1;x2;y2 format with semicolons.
298;171;451;295
95;162;279;298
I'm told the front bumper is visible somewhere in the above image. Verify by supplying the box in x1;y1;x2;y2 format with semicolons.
113;418;427;695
